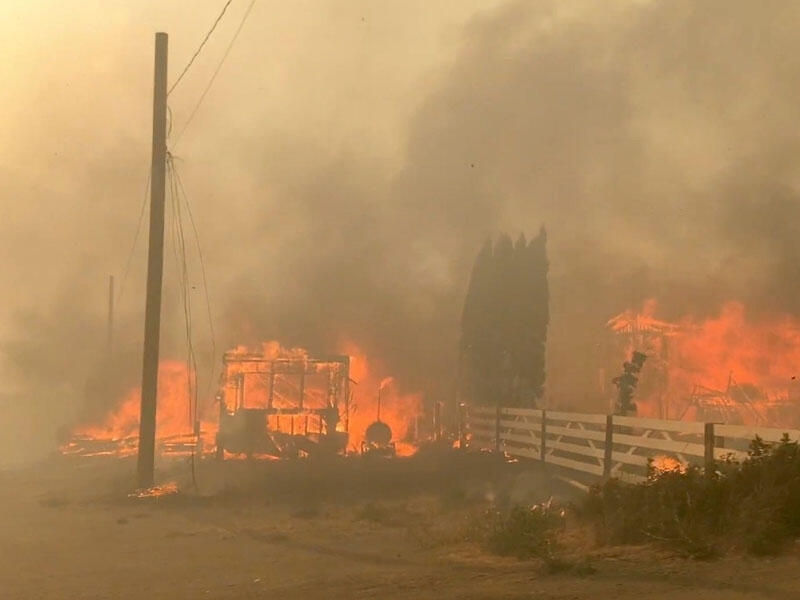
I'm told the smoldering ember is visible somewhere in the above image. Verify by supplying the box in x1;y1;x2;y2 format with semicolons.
3;2;800;599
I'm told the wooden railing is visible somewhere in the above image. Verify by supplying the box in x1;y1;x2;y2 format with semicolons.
465;405;800;486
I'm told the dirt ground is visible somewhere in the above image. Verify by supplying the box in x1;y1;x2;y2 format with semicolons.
1;449;798;599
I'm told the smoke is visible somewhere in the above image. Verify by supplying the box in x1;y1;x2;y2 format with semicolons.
382;0;800;405
3;0;800;460
230;0;800;405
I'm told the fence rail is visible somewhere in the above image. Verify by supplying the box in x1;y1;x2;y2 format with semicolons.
464;405;800;485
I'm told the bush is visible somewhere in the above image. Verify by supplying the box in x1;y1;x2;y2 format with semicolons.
730;435;800;555
586;435;800;557
468;502;563;561
586;466;725;557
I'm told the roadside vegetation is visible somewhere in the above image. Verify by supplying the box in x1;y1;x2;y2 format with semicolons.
467;501;563;560
585;435;800;557
467;436;800;562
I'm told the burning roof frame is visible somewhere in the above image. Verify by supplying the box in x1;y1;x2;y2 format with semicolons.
216;350;353;458
606;308;785;426
219;351;351;419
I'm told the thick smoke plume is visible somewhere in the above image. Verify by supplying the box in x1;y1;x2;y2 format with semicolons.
2;0;800;461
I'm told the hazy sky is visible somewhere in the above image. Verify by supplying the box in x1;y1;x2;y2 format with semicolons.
0;0;502;326
3;0;800;461
0;0;502;356
0;0;506;458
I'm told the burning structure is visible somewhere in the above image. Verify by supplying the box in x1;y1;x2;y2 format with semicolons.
61;340;424;460
605;300;681;418
215;343;350;459
61;360;211;458
605;300;800;427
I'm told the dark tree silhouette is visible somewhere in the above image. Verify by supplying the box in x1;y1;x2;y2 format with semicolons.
460;239;494;406
525;226;549;403
491;234;516;406
460;228;549;407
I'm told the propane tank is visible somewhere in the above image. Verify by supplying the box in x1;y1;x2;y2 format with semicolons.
365;420;392;446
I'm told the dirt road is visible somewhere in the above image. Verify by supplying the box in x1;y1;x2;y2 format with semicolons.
1;454;797;599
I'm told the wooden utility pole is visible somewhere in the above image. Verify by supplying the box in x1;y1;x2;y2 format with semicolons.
137;32;168;490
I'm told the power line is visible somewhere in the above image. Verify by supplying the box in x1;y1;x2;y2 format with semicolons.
167;155;201;490
173;0;257;145
167;156;200;446
166;154;218;423
117;171;151;304
172;160;217;377
169;155;223;492
168;0;234;96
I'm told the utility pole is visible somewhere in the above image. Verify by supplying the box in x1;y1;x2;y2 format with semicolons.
107;274;114;353
137;32;168;490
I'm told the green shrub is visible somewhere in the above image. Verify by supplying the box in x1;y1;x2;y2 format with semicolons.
586;466;725;557
586;435;800;557
730;435;800;555
469;503;563;560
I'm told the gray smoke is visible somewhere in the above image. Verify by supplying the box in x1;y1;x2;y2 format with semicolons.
3;0;800;461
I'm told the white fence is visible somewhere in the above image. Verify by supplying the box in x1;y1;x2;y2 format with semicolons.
466;405;800;486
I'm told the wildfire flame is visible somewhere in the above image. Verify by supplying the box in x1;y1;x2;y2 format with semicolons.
340;341;423;456
609;300;800;426
128;481;179;499
62;341;423;459
61;360;216;457
649;455;686;476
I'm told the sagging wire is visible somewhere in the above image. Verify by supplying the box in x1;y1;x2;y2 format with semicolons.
116;171;151;306
168;0;235;96
166;152;200;490
172;0;258;146
165;152;218;491
171;159;218;397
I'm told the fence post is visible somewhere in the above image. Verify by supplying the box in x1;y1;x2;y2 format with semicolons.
704;422;716;474
495;404;501;453
540;410;547;463
603;414;614;480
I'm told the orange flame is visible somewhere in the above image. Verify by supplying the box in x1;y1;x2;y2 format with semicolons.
129;481;179;498
649;455;686;476
609;300;800;425
63;360;216;457
63;341;423;459
338;340;423;455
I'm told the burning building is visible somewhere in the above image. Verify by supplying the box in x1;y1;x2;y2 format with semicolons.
215;343;350;459
61;340;424;459
604;300;800;427
605;299;682;418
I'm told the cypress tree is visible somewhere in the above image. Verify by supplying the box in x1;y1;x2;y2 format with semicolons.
460;228;549;408
526;226;549;403
491;234;516;406
460;239;494;405
509;233;530;406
